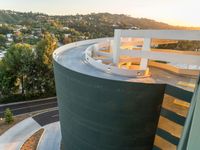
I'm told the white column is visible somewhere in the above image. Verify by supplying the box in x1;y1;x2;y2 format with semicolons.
140;38;151;70
113;29;121;64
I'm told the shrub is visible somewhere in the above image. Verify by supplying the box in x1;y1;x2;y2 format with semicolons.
4;108;14;124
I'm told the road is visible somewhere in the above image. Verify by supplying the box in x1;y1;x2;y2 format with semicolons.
0;97;58;117
33;110;59;126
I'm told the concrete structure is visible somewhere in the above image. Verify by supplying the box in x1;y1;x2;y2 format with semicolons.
85;30;200;77
53;30;200;150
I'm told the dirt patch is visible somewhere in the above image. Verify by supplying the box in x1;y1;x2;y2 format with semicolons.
20;128;44;150
0;114;29;135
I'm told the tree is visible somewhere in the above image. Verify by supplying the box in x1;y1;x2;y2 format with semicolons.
35;32;57;93
0;61;17;96
0;34;6;48
0;25;13;34
35;32;57;69
157;41;200;51
0;32;58;102
0;43;35;96
4;108;14;124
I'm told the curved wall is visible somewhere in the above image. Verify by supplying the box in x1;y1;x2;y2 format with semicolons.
53;60;166;150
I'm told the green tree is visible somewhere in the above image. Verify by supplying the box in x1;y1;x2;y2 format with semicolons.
0;43;35;96
0;34;6;48
0;33;58;102
157;41;200;51
0;61;17;96
34;32;57;94
4;108;14;124
0;25;13;34
36;32;57;68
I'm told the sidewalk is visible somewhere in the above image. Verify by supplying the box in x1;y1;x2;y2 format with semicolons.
37;122;61;150
0;117;41;150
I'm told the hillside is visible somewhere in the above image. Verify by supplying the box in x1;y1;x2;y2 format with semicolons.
0;10;200;31
0;10;200;40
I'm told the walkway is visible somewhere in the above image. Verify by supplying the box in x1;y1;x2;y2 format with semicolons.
0;117;41;150
37;122;61;150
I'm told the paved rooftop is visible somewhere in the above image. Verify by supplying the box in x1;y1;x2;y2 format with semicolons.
57;42;197;91
56;43;198;92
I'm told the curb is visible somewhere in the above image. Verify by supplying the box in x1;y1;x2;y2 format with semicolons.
31;107;58;118
36;128;45;150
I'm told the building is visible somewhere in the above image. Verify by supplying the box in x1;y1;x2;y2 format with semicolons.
53;30;200;150
6;33;13;42
0;51;6;60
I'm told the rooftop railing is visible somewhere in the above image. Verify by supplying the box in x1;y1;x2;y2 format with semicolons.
85;30;200;77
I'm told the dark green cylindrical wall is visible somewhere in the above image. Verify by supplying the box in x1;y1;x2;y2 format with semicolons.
53;61;165;150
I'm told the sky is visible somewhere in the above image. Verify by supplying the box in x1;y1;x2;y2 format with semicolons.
0;0;200;27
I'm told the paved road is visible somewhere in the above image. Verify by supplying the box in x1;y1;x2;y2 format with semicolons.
33;110;59;126
0;97;58;117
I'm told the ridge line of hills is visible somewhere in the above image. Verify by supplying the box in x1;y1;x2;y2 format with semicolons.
0;10;200;30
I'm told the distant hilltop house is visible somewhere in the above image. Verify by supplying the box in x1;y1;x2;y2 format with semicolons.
15;25;23;29
0;51;6;60
31;28;42;36
13;30;21;36
62;26;69;30
6;33;13;42
64;34;71;38
112;24;118;27
131;26;140;29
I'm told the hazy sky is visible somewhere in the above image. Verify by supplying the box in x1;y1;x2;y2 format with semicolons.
0;0;199;27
